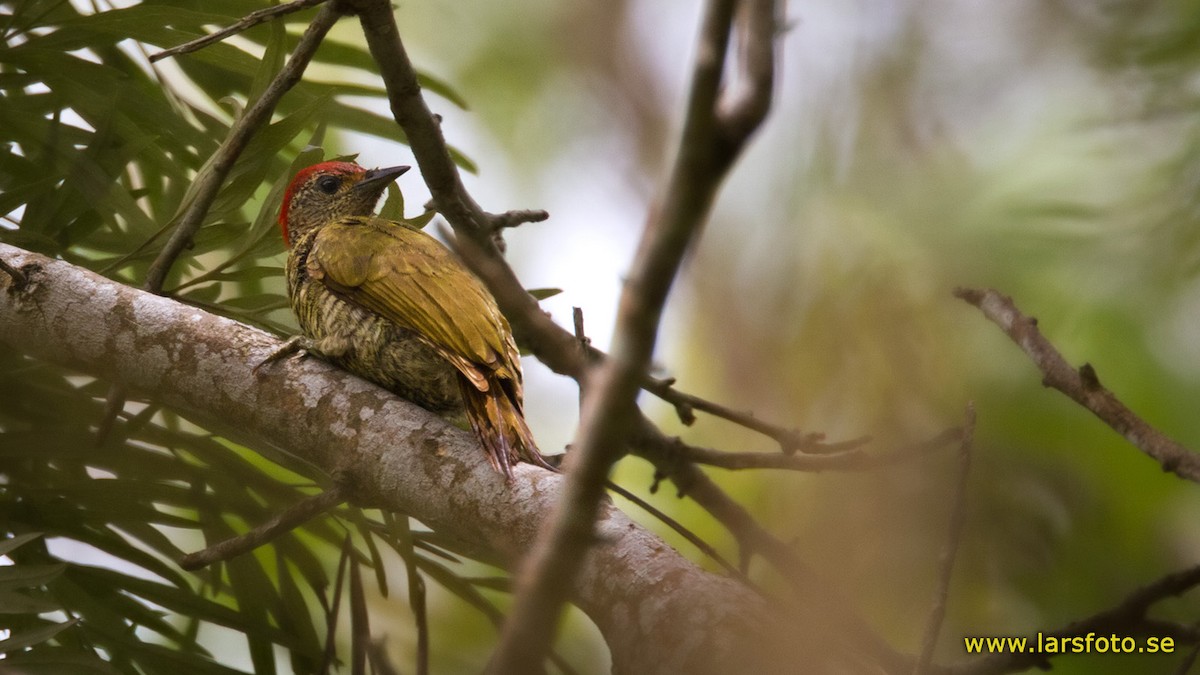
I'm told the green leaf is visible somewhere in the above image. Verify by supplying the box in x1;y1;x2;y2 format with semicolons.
274;557;321;673
0;563;67;592
0;590;62;614
224;554;279;675
527;287;564;301
403;209;437;230
219;293;290;313
378;183;406;222
247;18;286;106
349;511;389;598
0;618;79;653
0;532;45;557
77;566;301;650
0;647;122;675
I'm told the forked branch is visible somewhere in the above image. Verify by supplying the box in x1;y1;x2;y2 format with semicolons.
956;287;1200;483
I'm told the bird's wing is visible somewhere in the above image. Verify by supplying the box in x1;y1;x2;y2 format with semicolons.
309;216;522;396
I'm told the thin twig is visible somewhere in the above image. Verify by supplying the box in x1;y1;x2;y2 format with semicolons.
149;0;330;63
179;485;346;570
914;404;976;675
492;208;550;231
678;427;956;472
143;2;342;293
488;0;776;671
0;256;28;290
643;376;828;451
956;287;1200;483
603;480;745;581
571;306;587;344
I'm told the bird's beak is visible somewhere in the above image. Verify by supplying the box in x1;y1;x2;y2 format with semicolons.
357;165;411;191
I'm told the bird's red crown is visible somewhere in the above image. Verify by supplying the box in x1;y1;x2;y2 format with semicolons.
278;161;364;246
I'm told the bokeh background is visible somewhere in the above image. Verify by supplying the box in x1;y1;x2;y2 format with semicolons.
6;0;1200;673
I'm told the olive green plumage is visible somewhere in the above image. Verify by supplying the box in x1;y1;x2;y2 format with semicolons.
275;160;546;478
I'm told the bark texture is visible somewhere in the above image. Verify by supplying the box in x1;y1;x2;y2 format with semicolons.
0;243;779;674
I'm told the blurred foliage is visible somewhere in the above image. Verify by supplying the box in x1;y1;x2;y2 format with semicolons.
0;1;554;674
656;1;1200;673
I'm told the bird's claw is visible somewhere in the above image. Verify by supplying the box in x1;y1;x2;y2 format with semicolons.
253;335;313;377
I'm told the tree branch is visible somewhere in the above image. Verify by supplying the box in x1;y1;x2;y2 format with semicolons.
179;483;348;570
675;427;955;471
643;376;832;451
0;256;28;290
148;0;330;63
0;242;776;675
914;404;976;674
489;0;778;670
955;287;1200;483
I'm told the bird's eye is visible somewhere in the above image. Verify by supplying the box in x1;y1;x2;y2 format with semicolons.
316;176;341;194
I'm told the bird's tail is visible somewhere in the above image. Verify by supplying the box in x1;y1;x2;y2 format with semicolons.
458;376;553;479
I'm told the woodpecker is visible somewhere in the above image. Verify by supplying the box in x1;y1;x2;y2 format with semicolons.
267;160;548;478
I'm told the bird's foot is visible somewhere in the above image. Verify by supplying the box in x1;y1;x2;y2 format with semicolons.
253;335;317;377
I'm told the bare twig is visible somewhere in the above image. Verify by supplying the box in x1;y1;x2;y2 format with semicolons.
488;1;778;671
603;479;745;581
643;376;828;450
914;404;976;674
572;306;589;353
0;256;28;289
143;2;342;293
179;485;346;570
677;427;956;472
956;287;1200;483
149;0;330;63
492;208;550;231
